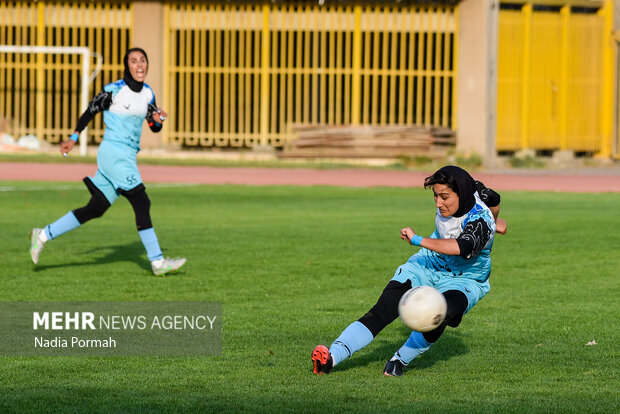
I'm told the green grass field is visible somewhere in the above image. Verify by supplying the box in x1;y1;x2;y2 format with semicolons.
1;181;618;413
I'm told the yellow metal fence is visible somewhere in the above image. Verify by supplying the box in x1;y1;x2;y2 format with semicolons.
165;3;457;148
497;1;614;155
0;1;132;144
4;1;613;155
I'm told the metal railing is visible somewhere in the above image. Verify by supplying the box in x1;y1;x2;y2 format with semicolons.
164;3;457;148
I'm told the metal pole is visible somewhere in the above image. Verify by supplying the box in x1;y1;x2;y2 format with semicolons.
80;50;90;156
260;5;270;147
351;6;362;125
486;0;499;166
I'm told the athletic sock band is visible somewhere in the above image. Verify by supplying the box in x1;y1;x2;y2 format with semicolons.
45;211;81;240
410;235;424;246
138;228;163;262
329;321;374;367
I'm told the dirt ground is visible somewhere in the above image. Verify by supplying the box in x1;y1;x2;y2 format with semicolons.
1;161;619;192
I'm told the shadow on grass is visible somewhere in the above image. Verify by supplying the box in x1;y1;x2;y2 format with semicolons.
332;329;469;374
33;241;152;274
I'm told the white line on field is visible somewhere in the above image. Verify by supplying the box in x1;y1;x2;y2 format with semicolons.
0;183;201;192
0;185;81;192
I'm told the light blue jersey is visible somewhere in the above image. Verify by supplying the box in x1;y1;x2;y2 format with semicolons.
84;80;157;203
417;193;496;283
392;193;496;311
101;80;156;150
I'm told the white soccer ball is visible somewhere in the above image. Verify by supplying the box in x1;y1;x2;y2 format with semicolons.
398;286;447;332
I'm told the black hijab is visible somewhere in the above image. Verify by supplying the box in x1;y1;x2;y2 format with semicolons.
123;48;148;92
438;165;476;218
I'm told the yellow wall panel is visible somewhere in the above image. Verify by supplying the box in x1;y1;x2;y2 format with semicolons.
497;10;525;150
528;10;562;149
497;2;610;154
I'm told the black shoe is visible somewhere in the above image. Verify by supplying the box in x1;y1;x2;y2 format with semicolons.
312;345;333;375
383;358;404;377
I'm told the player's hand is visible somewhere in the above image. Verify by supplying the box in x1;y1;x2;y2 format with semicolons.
400;227;415;243
60;139;76;156
495;218;507;235
152;108;168;123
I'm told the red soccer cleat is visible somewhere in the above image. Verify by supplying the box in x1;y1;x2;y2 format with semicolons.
311;345;333;375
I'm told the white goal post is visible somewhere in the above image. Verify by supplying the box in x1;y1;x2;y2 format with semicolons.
0;45;102;156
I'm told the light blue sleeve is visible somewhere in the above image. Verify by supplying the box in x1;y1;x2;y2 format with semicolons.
103;80;124;97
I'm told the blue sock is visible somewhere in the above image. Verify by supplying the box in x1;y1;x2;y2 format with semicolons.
394;331;431;365
138;228;163;262
44;212;81;240
329;321;374;366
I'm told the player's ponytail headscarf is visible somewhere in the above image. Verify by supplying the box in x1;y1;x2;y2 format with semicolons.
123;47;149;92
424;165;476;218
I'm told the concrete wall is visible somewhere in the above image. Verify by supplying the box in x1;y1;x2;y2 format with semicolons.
456;0;499;165
132;1;165;149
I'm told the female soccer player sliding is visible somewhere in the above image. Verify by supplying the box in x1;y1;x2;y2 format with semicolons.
30;48;186;276
312;165;505;376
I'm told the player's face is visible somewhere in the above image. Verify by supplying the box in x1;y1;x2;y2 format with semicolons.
432;184;459;217
128;51;148;82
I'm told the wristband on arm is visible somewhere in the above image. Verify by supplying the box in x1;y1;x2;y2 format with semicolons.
70;132;79;142
410;235;424;246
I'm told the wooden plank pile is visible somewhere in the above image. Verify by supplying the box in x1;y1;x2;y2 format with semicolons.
280;125;455;159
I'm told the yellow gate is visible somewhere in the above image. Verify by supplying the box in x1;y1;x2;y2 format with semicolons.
497;1;614;155
0;1;132;144
165;3;457;148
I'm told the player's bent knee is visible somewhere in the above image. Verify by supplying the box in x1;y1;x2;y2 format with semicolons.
72;177;112;223
417;290;469;343
422;323;447;343
72;194;110;223
442;290;469;328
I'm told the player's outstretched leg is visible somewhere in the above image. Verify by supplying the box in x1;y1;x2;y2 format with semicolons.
312;280;411;375
311;321;374;375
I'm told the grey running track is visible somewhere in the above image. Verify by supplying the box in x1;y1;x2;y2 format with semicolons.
1;162;619;192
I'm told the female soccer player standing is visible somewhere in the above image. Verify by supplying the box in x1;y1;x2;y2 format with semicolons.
30;48;186;276
312;165;504;376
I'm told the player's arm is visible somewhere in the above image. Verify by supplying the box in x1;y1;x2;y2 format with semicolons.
455;217;494;259
402;214;494;257
400;227;460;255
60;90;112;155
476;180;506;234
146;101;167;133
